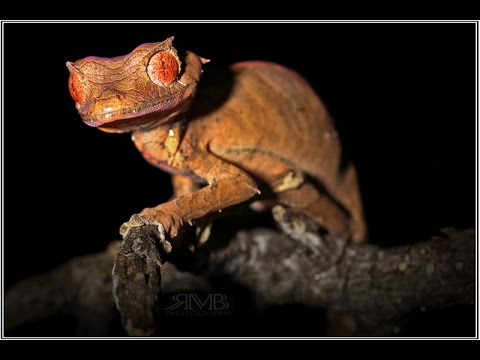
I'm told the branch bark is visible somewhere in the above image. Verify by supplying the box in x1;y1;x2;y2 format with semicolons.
5;208;475;336
201;227;475;334
4;245;117;336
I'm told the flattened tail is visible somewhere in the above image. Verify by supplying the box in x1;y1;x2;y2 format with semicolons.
335;164;368;243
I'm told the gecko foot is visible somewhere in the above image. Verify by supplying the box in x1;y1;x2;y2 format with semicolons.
119;206;184;239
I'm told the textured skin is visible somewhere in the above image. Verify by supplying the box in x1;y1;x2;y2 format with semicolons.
67;38;366;243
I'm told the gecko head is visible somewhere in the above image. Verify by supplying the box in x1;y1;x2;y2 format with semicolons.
66;37;208;133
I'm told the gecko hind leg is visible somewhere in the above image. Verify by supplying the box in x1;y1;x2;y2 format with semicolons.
332;164;367;244
276;183;352;240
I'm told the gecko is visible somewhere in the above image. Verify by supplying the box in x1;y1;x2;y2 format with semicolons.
67;37;367;243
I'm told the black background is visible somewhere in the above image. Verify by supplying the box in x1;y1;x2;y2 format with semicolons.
4;23;476;336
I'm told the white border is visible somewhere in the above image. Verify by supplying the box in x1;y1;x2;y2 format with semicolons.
0;19;478;340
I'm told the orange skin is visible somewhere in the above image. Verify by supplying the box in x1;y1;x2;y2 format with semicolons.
67;38;367;243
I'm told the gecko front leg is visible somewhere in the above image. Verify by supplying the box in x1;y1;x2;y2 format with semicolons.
120;152;260;238
172;174;200;198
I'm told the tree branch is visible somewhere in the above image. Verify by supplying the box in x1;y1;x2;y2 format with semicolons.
201;226;474;334
5;245;117;336
5;207;475;336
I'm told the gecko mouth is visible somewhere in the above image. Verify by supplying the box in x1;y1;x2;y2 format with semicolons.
81;83;196;128
97;112;172;133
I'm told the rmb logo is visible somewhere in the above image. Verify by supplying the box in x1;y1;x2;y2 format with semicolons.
164;293;232;317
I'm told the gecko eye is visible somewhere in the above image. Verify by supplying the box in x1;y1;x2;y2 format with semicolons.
147;50;179;87
68;72;86;104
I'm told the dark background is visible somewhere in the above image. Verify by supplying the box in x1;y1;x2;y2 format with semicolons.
4;23;476;336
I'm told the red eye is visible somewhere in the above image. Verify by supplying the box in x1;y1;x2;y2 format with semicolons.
147;50;179;86
68;72;86;104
